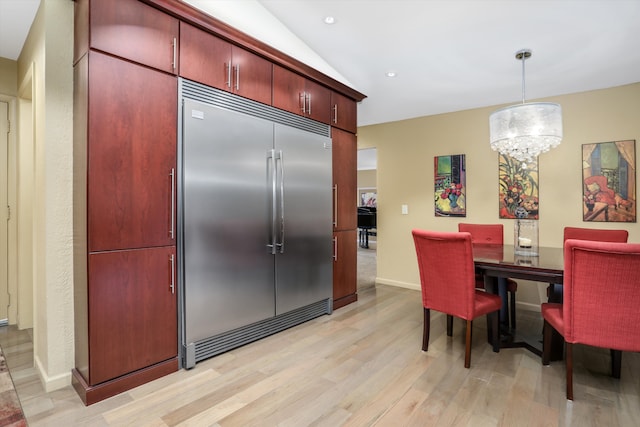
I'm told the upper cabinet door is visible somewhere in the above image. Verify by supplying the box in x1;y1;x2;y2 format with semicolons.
273;65;306;116
273;65;331;124
89;0;179;74
179;22;231;90
331;91;357;134
87;51;177;252
304;79;331;124
230;46;272;105
180;23;272;105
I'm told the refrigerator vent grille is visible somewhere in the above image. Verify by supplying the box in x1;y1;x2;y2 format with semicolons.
192;299;331;364
180;79;331;138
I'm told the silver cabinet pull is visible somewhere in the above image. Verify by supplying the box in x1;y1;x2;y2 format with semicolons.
333;237;338;261
266;150;276;254
299;92;306;114
172;37;177;71
277;150;285;254
306;93;311;115
169;254;175;294
225;62;232;88
235;64;240;91
333;104;338;123
169;168;175;239
333;184;338;228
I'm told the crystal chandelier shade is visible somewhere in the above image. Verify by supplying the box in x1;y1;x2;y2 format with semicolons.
489;49;563;166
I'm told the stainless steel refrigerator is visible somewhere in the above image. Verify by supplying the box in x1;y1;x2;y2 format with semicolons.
179;80;333;368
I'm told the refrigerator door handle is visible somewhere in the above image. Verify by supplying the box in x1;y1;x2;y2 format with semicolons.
266;150;277;254
276;150;285;253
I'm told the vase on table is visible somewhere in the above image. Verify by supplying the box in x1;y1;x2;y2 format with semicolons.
585;202;595;212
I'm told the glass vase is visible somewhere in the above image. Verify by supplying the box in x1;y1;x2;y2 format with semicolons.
514;219;538;256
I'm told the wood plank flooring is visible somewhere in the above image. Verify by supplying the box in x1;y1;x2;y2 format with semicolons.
1;282;640;426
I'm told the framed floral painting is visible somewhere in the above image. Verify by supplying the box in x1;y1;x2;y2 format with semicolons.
435;154;466;217
582;140;636;222
499;154;539;219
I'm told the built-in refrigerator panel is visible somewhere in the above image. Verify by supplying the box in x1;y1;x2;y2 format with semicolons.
274;124;333;314
182;99;275;343
179;79;333;369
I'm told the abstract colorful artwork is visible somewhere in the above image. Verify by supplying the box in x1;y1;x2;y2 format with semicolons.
435;154;466;217
582;140;636;222
499;154;539;219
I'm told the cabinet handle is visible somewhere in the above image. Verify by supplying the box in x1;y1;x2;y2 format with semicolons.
169;168;175;239
333;184;338;228
300;92;307;114
333;237;338;261
226;62;232;88
172;37;177;71
333;104;338;124
235;64;240;91
306;93;311;115
169;254;175;294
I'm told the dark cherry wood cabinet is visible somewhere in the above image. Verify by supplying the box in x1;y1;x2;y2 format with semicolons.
273;64;331;124
180;22;272;105
87;247;177;385
331;128;358;307
331;91;358;134
87;51;177;252
75;0;179;73
74;0;178;406
73;0;365;405
332;128;357;232
333;230;358;309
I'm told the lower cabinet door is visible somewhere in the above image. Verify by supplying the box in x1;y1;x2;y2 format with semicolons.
88;246;177;385
333;230;357;308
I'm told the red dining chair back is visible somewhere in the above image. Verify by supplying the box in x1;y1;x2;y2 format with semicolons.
458;223;519;329
542;239;640;400
412;229;501;368
458;223;504;244
563;227;628;243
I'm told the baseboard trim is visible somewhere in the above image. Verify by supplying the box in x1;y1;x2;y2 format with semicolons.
375;278;420;291
72;357;178;405
34;355;72;393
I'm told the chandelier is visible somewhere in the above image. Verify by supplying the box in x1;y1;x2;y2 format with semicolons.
489;49;563;167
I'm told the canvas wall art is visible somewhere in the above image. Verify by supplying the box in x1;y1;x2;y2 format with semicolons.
499;154;539;219
582;140;636;222
435;154;466;217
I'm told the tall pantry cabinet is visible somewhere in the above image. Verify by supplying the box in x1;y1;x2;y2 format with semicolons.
73;0;179;405
73;0;365;405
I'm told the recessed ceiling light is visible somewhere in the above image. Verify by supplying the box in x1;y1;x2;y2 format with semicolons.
324;16;335;24
386;71;397;78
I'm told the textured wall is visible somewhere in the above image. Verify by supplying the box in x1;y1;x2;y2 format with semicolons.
358;83;640;309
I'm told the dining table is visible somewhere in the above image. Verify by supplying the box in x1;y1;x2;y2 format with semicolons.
473;243;565;360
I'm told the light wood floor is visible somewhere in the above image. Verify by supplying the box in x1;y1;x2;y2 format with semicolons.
3;284;640;425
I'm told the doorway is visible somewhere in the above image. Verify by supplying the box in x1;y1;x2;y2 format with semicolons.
356;148;377;290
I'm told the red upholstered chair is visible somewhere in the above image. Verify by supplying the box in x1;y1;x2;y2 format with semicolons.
563;226;628;243
458;223;519;329
542;239;640;400
412;229;501;368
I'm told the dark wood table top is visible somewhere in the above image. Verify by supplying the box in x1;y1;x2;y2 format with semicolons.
473;244;564;284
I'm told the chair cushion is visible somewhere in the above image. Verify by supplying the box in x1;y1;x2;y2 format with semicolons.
541;302;564;335
473;290;502;317
506;278;518;292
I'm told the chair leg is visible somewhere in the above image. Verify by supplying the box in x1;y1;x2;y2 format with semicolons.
422;308;430;351
566;342;574;400
464;319;472;368
446;314;453;336
542;320;551;366
509;290;516;329
611;349;622;379
490;311;499;353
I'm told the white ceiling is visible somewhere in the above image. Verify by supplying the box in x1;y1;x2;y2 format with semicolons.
2;0;640;130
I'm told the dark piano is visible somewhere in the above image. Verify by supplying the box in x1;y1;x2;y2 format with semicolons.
357;207;376;248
